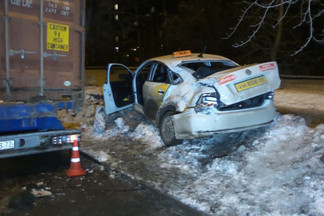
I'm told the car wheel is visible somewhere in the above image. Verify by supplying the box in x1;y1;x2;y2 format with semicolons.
159;111;182;146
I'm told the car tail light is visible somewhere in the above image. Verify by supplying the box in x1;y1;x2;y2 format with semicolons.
195;92;219;113
265;91;274;100
52;134;79;145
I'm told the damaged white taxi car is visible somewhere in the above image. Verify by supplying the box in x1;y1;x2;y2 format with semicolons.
103;50;281;146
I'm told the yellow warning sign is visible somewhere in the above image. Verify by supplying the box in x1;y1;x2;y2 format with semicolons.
47;22;69;51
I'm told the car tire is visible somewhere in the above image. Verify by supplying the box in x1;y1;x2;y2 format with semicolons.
159;111;182;146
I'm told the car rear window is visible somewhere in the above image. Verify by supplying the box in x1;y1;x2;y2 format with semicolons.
180;60;238;79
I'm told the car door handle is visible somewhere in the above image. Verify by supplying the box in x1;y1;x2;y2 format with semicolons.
158;89;165;95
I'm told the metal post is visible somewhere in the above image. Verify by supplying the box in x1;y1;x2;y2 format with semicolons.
39;0;44;96
79;0;85;81
4;0;11;96
79;0;85;106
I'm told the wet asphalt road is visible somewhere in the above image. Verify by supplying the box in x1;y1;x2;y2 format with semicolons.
0;151;203;216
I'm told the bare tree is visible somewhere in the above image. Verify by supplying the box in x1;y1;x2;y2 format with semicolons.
224;0;324;55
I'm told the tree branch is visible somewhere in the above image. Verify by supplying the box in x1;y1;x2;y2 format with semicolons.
291;0;313;55
222;1;257;39
224;0;324;55
232;0;276;48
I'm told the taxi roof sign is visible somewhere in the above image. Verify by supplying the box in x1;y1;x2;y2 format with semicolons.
172;50;192;58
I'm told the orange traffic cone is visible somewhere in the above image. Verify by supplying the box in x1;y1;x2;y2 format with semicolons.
65;140;86;177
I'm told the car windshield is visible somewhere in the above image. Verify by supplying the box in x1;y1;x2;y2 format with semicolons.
180;60;239;79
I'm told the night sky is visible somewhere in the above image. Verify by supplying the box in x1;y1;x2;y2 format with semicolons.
85;0;324;76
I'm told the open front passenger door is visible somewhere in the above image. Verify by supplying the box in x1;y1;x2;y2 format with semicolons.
103;64;134;115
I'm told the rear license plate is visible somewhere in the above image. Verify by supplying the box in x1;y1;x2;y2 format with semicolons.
0;140;15;150
235;76;267;92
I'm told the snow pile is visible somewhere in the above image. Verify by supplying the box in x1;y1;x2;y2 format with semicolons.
130;123;164;149
81;111;324;216
58;86;103;129
179;115;324;215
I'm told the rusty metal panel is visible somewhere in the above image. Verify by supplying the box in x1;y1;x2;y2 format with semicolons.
0;0;85;102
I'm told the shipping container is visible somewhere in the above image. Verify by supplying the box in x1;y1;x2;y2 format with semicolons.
0;0;85;107
0;0;85;159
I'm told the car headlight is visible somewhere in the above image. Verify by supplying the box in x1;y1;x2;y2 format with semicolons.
195;92;219;113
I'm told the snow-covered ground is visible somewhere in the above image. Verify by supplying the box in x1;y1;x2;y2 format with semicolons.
63;80;324;216
274;79;324;126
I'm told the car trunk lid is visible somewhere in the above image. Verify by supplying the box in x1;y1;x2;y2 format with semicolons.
199;62;281;105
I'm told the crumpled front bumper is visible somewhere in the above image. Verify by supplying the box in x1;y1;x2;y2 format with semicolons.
172;99;276;139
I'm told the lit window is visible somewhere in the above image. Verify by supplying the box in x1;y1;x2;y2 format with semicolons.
115;46;119;52
115;14;118;21
114;4;118;10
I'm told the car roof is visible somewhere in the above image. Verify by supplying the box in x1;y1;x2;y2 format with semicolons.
148;53;233;69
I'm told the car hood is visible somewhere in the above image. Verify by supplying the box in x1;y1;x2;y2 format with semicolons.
198;61;281;105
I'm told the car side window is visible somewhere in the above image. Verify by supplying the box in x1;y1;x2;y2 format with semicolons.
136;62;153;105
137;64;151;81
152;64;170;83
171;72;182;85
